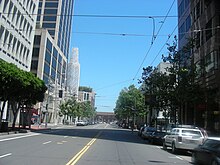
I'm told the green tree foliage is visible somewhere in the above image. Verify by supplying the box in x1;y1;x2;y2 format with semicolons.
139;37;205;126
0;60;47;129
59;97;96;120
114;85;145;123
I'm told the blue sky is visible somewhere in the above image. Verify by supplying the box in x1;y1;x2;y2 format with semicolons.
70;0;178;112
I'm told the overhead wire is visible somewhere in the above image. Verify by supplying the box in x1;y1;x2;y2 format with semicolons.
132;0;176;81
0;12;179;18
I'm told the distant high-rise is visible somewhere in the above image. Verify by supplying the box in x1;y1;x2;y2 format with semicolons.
67;48;80;98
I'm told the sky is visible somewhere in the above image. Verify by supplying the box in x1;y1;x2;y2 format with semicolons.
70;0;178;112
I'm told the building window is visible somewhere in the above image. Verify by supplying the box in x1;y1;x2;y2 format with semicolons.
195;31;200;48
32;48;39;57
34;35;41;45
45;2;58;8
53;48;58;59
58;54;62;63
45;50;51;64
46;39;52;52
179;22;185;40
205;51;218;72
31;60;38;70
43;16;57;22
48;30;55;36
196;2;200;19
205;19;212;41
178;1;185;17
185;15;191;32
42;23;56;28
44;62;50;76
44;9;57;15
52;57;57;69
51;69;56;81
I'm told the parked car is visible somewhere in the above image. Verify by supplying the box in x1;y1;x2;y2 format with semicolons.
163;126;208;154
141;127;156;140
149;131;167;145
76;120;87;126
192;137;220;165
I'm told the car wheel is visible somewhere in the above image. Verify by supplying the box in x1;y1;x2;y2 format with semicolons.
191;152;198;164
211;160;218;165
163;142;167;150
171;142;177;154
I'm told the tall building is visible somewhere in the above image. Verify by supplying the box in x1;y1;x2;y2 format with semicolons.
31;0;75;123
0;0;38;71
0;0;38;121
178;0;220;132
36;0;74;60
67;48;80;98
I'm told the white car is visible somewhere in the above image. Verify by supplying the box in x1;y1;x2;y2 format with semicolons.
76;120;87;126
163;127;208;153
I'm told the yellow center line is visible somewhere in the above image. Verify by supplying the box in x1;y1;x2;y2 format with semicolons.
66;131;102;165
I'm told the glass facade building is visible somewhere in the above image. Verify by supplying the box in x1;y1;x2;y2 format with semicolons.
31;0;74;123
36;0;74;60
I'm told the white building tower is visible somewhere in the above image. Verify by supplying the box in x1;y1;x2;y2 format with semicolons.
67;48;80;99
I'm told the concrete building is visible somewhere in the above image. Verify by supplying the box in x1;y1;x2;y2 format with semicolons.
78;87;96;108
31;29;67;124
178;0;220;132
0;0;38;71
0;0;38;122
31;0;75;124
66;48;80;99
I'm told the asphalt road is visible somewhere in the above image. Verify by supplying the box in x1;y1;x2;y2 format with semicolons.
0;123;192;165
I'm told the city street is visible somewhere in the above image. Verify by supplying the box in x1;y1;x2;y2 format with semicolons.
0;123;192;165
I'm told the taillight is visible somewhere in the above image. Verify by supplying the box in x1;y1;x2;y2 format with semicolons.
178;136;182;142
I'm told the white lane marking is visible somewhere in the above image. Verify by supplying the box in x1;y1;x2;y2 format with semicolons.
168;156;183;160
43;141;52;145
0;153;12;159
175;156;183;160
64;136;68;138
0;133;40;142
72;137;77;139
104;124;109;128
56;127;64;129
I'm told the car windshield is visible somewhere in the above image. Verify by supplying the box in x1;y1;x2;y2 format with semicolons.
203;139;220;148
181;130;202;137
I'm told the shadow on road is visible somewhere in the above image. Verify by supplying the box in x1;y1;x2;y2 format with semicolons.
32;124;146;145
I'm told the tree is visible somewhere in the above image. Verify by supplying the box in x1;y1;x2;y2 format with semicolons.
59;97;96;123
0;59;47;130
162;37;205;125
114;85;145;127
139;66;173;128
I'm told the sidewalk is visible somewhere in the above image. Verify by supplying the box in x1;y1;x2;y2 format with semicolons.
0;123;56;136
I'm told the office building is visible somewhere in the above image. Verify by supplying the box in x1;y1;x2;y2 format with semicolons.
0;0;38;121
178;0;220;132
0;0;38;71
31;0;74;123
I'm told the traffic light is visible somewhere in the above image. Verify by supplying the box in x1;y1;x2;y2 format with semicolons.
59;90;63;98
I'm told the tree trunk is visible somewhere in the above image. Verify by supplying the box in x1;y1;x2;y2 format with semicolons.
0;101;7;121
11;102;21;130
